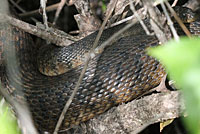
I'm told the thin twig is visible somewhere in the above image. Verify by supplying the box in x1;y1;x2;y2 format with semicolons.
94;19;139;55
129;0;152;35
142;0;169;43
91;0;118;51
40;0;49;29
16;0;22;4
53;0;118;133
160;1;179;41
95;4;147;61
9;0;38;23
165;2;192;37
53;0;66;25
19;3;60;18
172;0;179;7
110;7;146;27
0;14;78;46
111;15;134;27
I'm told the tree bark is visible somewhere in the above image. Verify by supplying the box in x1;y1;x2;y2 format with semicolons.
70;91;185;134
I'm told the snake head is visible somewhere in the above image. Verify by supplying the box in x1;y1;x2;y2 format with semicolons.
173;6;199;23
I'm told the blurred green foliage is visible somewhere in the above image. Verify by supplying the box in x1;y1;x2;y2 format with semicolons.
101;0;106;12
149;37;200;134
0;99;20;134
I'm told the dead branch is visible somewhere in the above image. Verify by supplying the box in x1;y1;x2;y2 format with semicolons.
0;13;78;46
70;91;184;134
73;0;101;36
19;3;60;18
142;0;170;43
53;0;66;24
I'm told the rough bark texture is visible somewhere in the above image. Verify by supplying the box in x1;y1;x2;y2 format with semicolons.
66;91;185;134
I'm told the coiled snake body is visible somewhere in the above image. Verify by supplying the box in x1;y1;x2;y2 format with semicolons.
0;7;199;132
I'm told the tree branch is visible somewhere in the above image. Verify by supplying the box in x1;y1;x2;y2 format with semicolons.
69;91;185;134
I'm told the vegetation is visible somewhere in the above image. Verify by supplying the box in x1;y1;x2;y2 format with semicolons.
149;37;200;134
0;100;20;134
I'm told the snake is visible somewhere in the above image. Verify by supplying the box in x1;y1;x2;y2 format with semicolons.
0;6;199;133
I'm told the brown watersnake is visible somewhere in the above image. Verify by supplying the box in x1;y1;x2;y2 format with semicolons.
0;7;200;133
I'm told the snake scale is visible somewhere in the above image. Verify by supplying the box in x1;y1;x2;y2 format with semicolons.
0;6;200;133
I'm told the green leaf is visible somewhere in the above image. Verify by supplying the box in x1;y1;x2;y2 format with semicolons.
0;100;20;134
101;0;106;12
148;37;200;134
